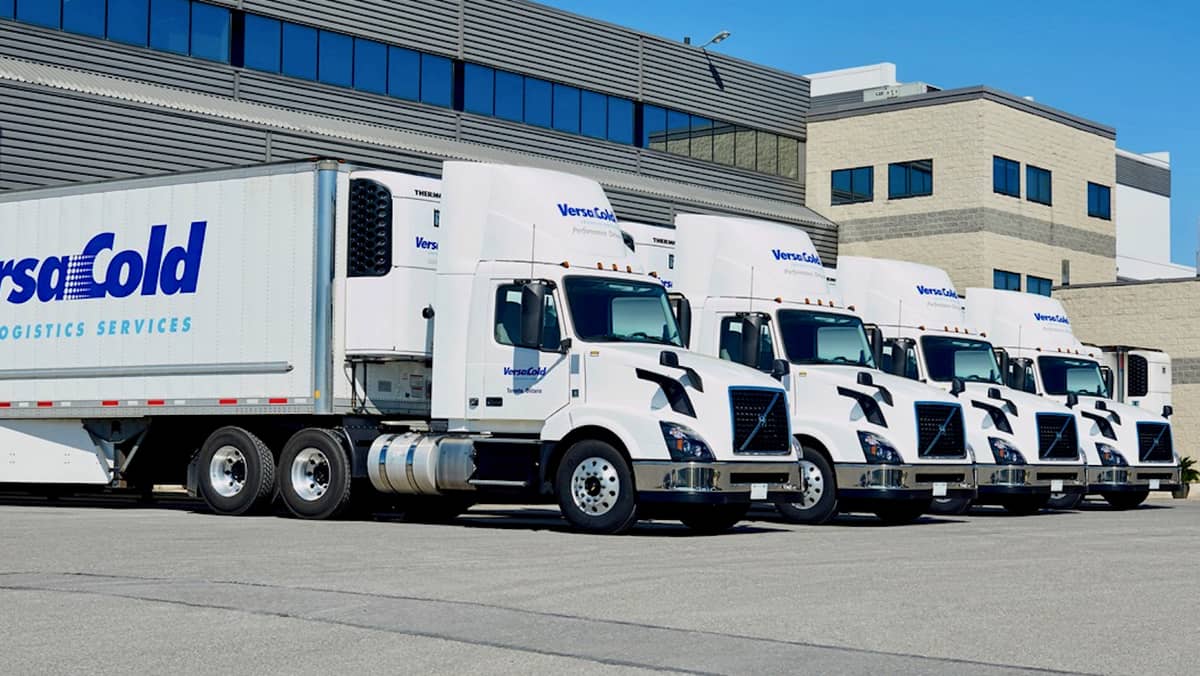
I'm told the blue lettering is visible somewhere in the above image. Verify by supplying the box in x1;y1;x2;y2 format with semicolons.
555;203;617;223
503;366;549;377
1034;312;1070;325
770;248;822;265
915;284;960;299
414;236;439;251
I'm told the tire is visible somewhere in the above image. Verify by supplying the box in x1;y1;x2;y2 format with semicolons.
1102;490;1149;510
555;439;638;534
277;428;353;520
1046;492;1084;510
679;504;749;535
1000;494;1050;515
929;496;974;515
403;497;475;523
197;426;275;516
775;446;838;525
874;500;930;525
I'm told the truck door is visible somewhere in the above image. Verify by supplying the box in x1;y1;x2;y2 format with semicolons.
482;282;571;422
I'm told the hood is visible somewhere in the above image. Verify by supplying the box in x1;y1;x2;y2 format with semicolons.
961;382;1083;465
1073;395;1175;466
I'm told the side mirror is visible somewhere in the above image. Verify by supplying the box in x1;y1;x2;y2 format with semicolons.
863;324;884;367
950;377;965;397
669;293;692;348
559;338;573;353
1100;365;1115;398
1066;392;1079;408
771;358;789;381
993;348;1009;381
1163;405;1173;419
857;371;874;387
740;314;766;369
519;281;549;349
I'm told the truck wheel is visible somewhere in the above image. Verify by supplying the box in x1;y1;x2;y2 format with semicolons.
1046;492;1084;510
1102;490;1149;510
929;496;974;515
775;447;838;525
277;429;352;520
198;427;275;516
556;440;638;534
874;500;929;525
679;504;749;534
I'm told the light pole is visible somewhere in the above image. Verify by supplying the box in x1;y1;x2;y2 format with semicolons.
700;30;732;49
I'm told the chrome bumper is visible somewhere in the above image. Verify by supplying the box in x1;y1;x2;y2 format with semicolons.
834;462;975;500
976;464;1086;495
633;460;803;504
1087;465;1181;492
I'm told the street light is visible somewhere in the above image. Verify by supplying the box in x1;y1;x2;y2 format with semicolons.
700;30;732;49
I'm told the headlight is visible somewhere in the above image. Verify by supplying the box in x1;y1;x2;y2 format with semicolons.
857;431;902;464
1096;443;1128;467
989;437;1026;465
790;435;803;457
660;421;714;462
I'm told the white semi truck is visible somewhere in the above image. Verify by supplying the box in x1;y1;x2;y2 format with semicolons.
965;288;1182;508
625;216;976;524
835;257;1087;514
0;159;803;534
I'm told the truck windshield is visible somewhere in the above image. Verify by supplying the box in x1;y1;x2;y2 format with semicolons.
1038;357;1109;398
776;310;875;368
921;336;1002;383
563;276;683;346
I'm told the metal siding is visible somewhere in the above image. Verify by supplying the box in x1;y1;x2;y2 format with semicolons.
458;115;638;172
639;152;805;204
1115;155;1170;197
242;0;461;56
268;133;445;175
606;188;675;225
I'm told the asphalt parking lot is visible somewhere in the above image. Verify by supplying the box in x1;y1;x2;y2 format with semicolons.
1;494;1195;675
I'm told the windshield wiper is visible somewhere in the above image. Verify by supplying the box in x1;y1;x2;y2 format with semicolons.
593;333;672;345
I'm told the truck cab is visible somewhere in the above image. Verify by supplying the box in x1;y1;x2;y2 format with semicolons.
964;288;1181;509
628;215;976;524
836;257;1087;515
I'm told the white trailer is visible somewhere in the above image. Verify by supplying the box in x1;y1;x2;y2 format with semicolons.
627;215;976;524
1093;345;1172;415
835;257;1087;514
964;288;1181;508
0;160;802;534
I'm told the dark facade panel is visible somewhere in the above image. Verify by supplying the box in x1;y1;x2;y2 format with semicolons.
243;0;462;57
458;115;639;172
0;21;235;96
461;0;640;97
1115;154;1170;197
639;152;806;204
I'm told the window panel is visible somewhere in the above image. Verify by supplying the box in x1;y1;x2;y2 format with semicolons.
523;77;551;127
352;38;386;93
993;269;1021;291
386;45;419;100
606;96;633;145
831;166;873;204
734;126;756;170
552;83;580;134
0;0;12;19
778;136;800;179
756;131;778;175
242;14;281;72
580;90;606;140
642;104;666;150
689;116;712;162
1087;182;1111;220
62;0;105;37
281;22;317;80
108;0;150;46
712;122;736;166
149;0;189;55
1027;165;1052;205
190;3;229;62
419;54;452;107
16;0;60;28
494;70;523;122
317;30;352;87
666;109;689;155
993;156;1020;197
1027;275;1052;297
888;160;933;199
462;63;494;115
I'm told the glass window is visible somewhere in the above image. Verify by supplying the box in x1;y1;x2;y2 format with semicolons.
563;277;682;346
16;0;60;28
62;0;105;37
386;45;419;100
1038;357;1109;397
993;156;1020;197
351;38;386;94
642;104;666;151
883;339;920;380
665;109;689;156
1027;275;1052;297
719;316;775;371
689;115;713;161
712;122;736;166
756;131;778;175
1;0;13;19
463;63;494;115
552;83;580;134
281;22;317;80
242;14;281;72
921;336;1002;384
108;0;149;46
831;166;873;204
419;54;452;107
993;269;1021;291
734;126;756;170
777;310;874;367
778;136;800;180
580;90;606;140
1088;182;1111;220
494;69;523;122
523;76;551;127
888;159;933;199
1027;165;1052;205
606;96;633;144
190;2;229;62
494;285;561;351
317;30;352;87
149;0;189;55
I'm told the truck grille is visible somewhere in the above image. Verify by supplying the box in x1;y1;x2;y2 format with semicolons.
729;388;790;455
1037;414;1079;460
1137;422;1173;462
915;403;966;458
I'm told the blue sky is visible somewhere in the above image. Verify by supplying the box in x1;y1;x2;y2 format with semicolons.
544;0;1199;266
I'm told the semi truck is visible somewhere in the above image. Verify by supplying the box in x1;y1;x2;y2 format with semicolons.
964;288;1182;509
625;216;976;524
835;257;1087;515
0;159;803;534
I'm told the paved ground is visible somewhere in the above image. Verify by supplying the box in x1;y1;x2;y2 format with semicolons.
0;494;1195;675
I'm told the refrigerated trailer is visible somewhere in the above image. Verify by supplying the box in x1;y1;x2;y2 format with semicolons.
0;160;802;534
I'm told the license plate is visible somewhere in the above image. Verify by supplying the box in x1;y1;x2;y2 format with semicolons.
932;482;948;497
1150;479;1161;490
1051;479;1064;492
751;483;768;500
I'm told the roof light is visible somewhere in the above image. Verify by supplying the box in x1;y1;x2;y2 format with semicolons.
649;271;659;278
626;265;633;273
560;261;570;268
774;297;783;304
596;262;603;269
612;263;619;271
848;305;856;311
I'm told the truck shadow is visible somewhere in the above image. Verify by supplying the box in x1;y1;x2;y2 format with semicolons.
374;506;793;537
746;507;966;528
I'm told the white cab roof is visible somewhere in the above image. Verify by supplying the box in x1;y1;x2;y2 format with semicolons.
964;287;1084;352
837;256;966;330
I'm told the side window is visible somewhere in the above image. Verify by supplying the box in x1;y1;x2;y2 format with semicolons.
494;285;560;351
883;340;918;380
1005;360;1038;393
718;317;774;371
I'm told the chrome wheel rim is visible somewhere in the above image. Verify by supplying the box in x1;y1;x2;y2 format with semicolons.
291;448;331;502
570;456;620;516
794;459;824;509
209;446;247;498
